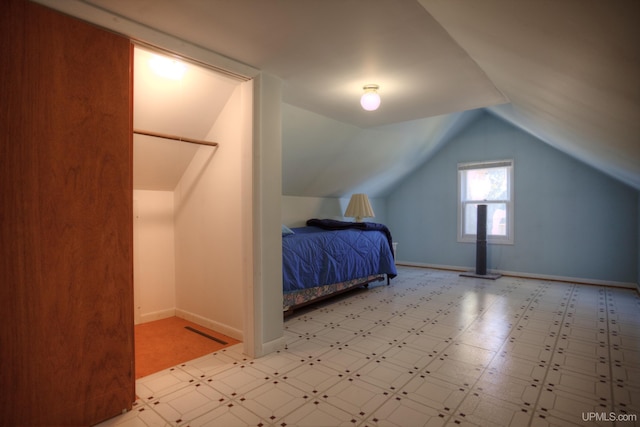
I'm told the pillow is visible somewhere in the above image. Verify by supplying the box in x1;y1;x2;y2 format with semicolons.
281;224;295;235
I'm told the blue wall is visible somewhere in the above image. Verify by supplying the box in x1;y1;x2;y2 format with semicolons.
387;112;638;284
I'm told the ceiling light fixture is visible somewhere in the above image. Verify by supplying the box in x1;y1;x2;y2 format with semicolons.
360;84;381;111
149;54;186;80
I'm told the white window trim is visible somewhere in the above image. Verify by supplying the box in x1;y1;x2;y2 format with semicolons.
457;160;514;245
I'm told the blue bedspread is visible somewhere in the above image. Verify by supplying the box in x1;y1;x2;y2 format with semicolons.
282;224;397;293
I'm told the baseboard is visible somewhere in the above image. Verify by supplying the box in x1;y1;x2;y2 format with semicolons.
175;309;243;342
396;261;637;289
398;261;467;273
137;308;176;325
260;336;287;356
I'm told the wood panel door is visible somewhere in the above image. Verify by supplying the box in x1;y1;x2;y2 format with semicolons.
0;0;134;425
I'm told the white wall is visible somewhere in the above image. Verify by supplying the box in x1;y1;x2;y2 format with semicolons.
282;195;388;227
247;73;285;357
133;190;176;324
173;84;247;340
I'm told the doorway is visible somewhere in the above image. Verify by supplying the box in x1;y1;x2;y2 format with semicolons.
132;45;247;376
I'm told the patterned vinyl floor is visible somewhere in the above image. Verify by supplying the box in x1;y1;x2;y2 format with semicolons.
97;266;640;426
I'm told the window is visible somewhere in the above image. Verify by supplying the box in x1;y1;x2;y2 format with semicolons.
458;160;514;244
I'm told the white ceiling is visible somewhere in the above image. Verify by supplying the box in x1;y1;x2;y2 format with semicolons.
421;0;640;192
75;0;639;195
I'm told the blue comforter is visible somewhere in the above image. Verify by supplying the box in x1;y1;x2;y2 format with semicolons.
282;222;397;293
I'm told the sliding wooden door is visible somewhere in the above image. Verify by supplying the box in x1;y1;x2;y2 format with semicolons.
0;0;134;424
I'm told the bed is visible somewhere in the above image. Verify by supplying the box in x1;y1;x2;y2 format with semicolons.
282;218;397;315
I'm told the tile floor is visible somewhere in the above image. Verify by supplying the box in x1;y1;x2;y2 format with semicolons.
98;266;640;426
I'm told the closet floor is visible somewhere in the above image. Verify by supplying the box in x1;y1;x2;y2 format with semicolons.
135;316;240;379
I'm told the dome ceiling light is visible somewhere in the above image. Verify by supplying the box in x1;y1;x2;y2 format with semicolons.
360;84;381;111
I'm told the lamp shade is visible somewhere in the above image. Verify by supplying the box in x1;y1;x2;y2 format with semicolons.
344;194;375;222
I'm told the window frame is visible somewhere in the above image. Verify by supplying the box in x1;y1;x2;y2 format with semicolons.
457;159;514;245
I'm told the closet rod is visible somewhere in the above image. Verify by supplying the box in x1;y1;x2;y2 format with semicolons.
134;129;219;147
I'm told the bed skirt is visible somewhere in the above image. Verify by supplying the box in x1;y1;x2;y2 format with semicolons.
283;274;385;315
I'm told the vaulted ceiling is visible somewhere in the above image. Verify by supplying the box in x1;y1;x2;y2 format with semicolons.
41;0;640;196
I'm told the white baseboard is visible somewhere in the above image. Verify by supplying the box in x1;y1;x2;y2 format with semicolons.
398;261;467;273
137;308;175;325
175;309;243;342
260;336;287;356
397;261;637;289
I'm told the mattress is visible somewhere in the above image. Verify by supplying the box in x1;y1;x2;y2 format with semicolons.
282;225;397;294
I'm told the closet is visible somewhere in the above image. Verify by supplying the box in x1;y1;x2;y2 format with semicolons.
133;46;247;352
2;1;265;422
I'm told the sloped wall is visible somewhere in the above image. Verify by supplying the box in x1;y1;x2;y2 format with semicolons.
282;195;388;227
388;112;638;285
282;103;477;199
